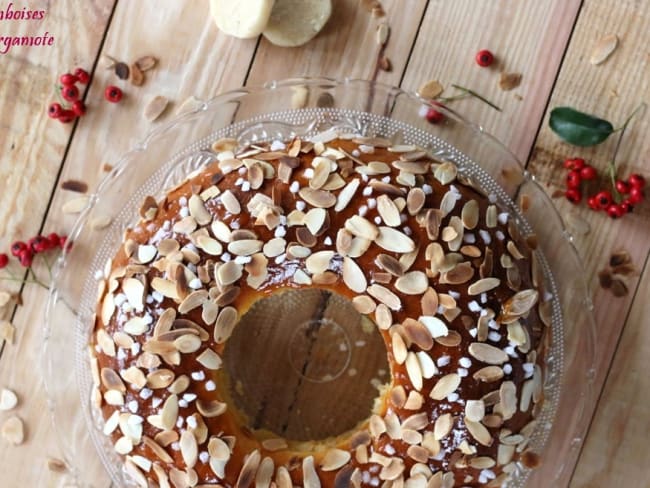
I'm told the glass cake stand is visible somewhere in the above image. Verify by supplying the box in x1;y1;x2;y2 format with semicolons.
43;78;596;487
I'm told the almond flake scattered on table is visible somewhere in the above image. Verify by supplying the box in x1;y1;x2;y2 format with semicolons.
590;33;619;65
62;195;90;214
144;95;170;122
418;80;444;99
0;388;18;411
499;72;522;91
1;416;24;445
0;320;15;344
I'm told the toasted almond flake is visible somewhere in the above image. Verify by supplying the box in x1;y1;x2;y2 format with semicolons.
305;250;334;275
499;72;522;91
291;85;309;109
376;227;415;253
430;373;461;400
0;389;18;411
405;352;423;390
299;187;336;208
416;351;437;379
321;449;351;471
500;381;518;420
406;188;425;216
302;456;321;488
228;239;263;256
418;315;448;338
465;399;486;422
62;195;89;214
173;333;202;354
144;95;169;121
114;436;133;455
136;244;157;264
262;237;286;258
367;284;401;310
221;190;241;214
304;208;327;236
461;200;479;229
376;195;401;227
468;342;509;365
178;289;208;314
352;295;376;314
402;318;434;350
376;254;404;277
101;367;126;392
473;366;504;383
146;370;175;391
395;271;428;295
391;331;407;365
208;436;232;462
434;162;458;185
160;394;179;430
379;458;404;481
465;418;493;446
104;389;124;406
374;304;392;330
500;289;539;321
214;306;238;343
345;215;379;240
343;257;367;293
590;33;618;65
180;430;198;468
196;399;227;418
196;235;223;256
335;179;360;211
434;413;453;440
217;261;243;287
468;277;500;295
507;240;524;260
418;79;444;99
211;220;232;243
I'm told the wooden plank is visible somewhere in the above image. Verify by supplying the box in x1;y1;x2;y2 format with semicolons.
0;0;114;324
246;0;428;86
400;0;582;162
0;2;258;486
526;1;650;486
571;258;650;487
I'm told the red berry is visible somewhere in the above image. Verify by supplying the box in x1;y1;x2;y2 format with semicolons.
579;165;597;180
74;68;90;84
620;200;634;213
595;190;613;209
59;72;78;86
31;236;48;253
565;188;582;204
10;241;26;257
104;85;123;103
607;204;625;219
564;158;585;171
48;102;63;119
566;170;582;189
628;173;645;189
62;84;80;102
475;49;494;67
47;232;61;248
58;109;77;123
18;249;33;267
628;187;644;204
587;196;600;210
72;100;86;116
0;253;8;269
425;107;444;124
615;180;630;194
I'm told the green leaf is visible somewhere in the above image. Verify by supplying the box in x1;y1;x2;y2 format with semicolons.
549;107;614;146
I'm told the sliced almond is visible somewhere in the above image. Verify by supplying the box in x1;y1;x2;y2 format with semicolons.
367;284;401;310
395;271;428;295
468;343;509;365
299;188;336;208
418;79;444;99
376;254;404;277
468;277;500;295
221;190;241;214
434;413;453;440
465;419;493;446
376;227;415;253
180;430;198;468
473;366;504;383
0;389;18;411
345;215;379;240
343;257;367;293
321;449;351;471
499;72;522;91
217;261;243;286
461;200;479;229
160;394;179;430
406;188;425;216
376;195;401;227
335;179;360;212
590;33;619;65
430;373;460;400
144;95;169;122
465;400;486;422
197;399;227;418
405;352;423;391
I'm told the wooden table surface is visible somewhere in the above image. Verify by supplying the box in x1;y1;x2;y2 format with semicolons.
0;1;648;486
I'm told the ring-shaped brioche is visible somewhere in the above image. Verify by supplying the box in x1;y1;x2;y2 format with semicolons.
92;133;548;488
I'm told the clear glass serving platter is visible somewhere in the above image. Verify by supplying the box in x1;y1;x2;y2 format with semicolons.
43;78;596;487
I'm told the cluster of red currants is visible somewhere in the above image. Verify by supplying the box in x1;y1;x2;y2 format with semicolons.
47;68;124;123
563;158;645;219
47;68;90;123
0;233;67;269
